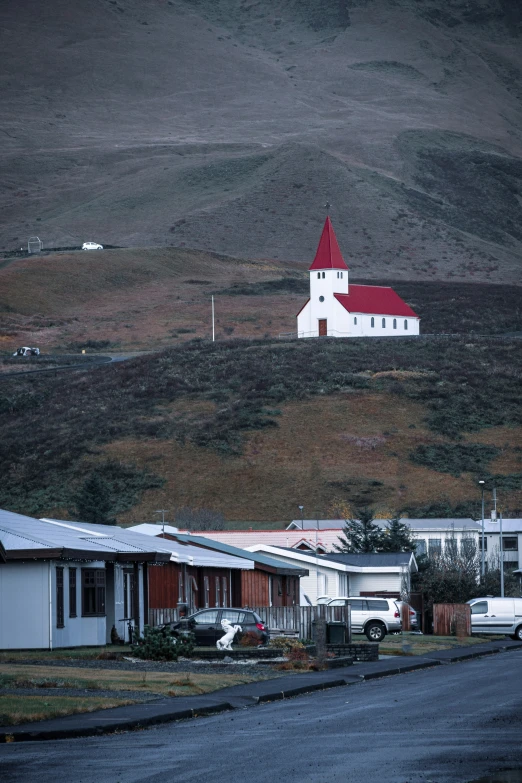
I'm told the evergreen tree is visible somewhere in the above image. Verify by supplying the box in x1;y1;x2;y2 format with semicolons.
380;516;416;553
75;472;115;525
334;507;384;553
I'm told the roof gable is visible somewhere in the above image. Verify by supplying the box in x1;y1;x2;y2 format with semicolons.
335;286;419;318
309;217;349;271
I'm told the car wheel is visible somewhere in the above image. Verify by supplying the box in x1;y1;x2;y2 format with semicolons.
513;625;522;641
365;622;386;642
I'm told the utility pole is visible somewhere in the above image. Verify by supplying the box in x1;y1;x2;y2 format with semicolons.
479;480;485;579
154;509;169;536
500;511;504;598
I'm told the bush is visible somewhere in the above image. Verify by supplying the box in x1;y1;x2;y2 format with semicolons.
131;626;195;661
409;443;500;477
269;637;305;654
239;631;262;647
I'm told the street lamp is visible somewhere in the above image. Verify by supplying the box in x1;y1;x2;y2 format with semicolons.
479;480;485;580
298;505;304;530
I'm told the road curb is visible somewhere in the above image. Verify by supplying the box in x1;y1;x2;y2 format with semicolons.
257;678;351;703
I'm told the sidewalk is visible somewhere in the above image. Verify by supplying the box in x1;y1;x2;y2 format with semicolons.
2;639;521;743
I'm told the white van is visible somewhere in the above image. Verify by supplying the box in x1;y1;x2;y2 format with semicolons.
467;597;522;640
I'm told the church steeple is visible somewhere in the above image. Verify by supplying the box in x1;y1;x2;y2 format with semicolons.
309;217;349;271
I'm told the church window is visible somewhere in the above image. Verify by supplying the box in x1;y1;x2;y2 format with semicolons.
322;272;325;279
354;317;357;325
393;319;397;329
382;318;386;328
371;317;374;328
319;296;324;302
404;320;408;330
317;272;320;279
340;272;343;278
336;271;339;278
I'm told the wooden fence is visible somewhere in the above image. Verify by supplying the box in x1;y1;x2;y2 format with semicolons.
433;603;471;637
251;605;351;642
149;605;351;642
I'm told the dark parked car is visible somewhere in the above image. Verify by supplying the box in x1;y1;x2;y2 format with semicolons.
169;608;269;647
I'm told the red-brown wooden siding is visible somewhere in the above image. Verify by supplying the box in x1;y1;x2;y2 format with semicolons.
241;570;269;607
148;563;181;609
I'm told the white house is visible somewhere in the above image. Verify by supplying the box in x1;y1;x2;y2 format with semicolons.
0;510;176;649
296;217;420;338
246;544;417;605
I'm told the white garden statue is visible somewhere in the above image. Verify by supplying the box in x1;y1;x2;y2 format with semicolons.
216;618;242;651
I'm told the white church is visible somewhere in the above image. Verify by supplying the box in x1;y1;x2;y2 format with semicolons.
297;218;420;338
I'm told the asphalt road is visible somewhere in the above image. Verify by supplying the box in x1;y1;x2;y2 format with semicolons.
2;651;522;783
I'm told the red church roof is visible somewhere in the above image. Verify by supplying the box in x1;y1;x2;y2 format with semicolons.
335;285;419;318
309;217;349;271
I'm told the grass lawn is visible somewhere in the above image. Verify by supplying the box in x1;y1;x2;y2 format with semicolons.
365;633;507;656
0;647;132;663
0;695;135;726
0;664;265;697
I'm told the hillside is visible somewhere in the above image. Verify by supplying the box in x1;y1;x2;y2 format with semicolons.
1;0;522;281
1;247;521;353
1;336;521;522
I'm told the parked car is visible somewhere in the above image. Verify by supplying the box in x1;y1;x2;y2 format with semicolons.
325;596;401;641
396;601;419;631
467;597;522;640
12;346;40;357
82;241;103;250
169;608;269;646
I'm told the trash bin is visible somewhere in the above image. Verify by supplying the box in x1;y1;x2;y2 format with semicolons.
326;622;347;644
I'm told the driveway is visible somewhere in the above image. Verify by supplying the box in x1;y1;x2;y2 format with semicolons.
1;650;521;783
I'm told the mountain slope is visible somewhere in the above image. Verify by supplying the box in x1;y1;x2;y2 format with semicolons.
1;0;521;281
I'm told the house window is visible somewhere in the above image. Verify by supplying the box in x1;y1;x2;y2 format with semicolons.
445;539;458;557
354;317;357;325
341;272;343;279
461;538;476;557
415;539;427;556
222;576;228;607
337;271;339;278
404;320;408;330
204;576;210;608
319;296;324;302
69;568;77;618
382;318;386;328
428;539;442;557
82;569;106;616
393;319;397;329
371;317;374;328
215;577;220;607
322;272;325;279
56;567;64;628
503;537;518;551
317;272;320;279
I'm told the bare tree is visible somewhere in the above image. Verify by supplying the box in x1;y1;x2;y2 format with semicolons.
174;506;226;531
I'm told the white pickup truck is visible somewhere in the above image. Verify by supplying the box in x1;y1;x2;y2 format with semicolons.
467;597;522;640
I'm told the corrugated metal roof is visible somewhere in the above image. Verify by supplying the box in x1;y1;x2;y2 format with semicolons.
170;528;342;553
323;552;416;569
174;534;308;576
128;525;255;569
288;518;481;531
335;286;419;318
0;510;172;562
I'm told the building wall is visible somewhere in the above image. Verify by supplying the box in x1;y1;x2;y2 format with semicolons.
0;561;50;649
241;569;269;607
349;572;403;596
52;560;108;648
148;562;181;609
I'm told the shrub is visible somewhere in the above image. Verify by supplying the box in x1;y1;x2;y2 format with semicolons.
131;626;195;661
239;631;262;647
269;637;305;654
409;443;500;477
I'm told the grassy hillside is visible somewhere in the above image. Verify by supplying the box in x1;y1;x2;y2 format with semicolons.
1;336;521;522
1;247;521;354
1;0;521;280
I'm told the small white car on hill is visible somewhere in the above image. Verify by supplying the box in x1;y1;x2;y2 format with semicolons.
82;242;103;250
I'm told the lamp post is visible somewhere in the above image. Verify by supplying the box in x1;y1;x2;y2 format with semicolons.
479;480;485;580
500;510;504;598
298;505;304;530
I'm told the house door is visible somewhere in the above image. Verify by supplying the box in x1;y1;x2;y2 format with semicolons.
318;319;327;336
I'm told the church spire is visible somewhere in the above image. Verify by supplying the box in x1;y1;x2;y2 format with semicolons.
308;217;349;271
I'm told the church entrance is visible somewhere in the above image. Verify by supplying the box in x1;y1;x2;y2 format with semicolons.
318;319;327;336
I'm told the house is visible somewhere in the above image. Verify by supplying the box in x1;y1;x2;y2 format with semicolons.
0;510;173;649
129;524;308;608
480;519;522;575
176;527;343;554
296;217;420;338
287;518;482;556
245;544;417;605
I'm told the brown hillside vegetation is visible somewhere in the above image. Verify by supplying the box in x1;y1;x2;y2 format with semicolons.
1;0;522;280
1;248;521;353
1;337;521;521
